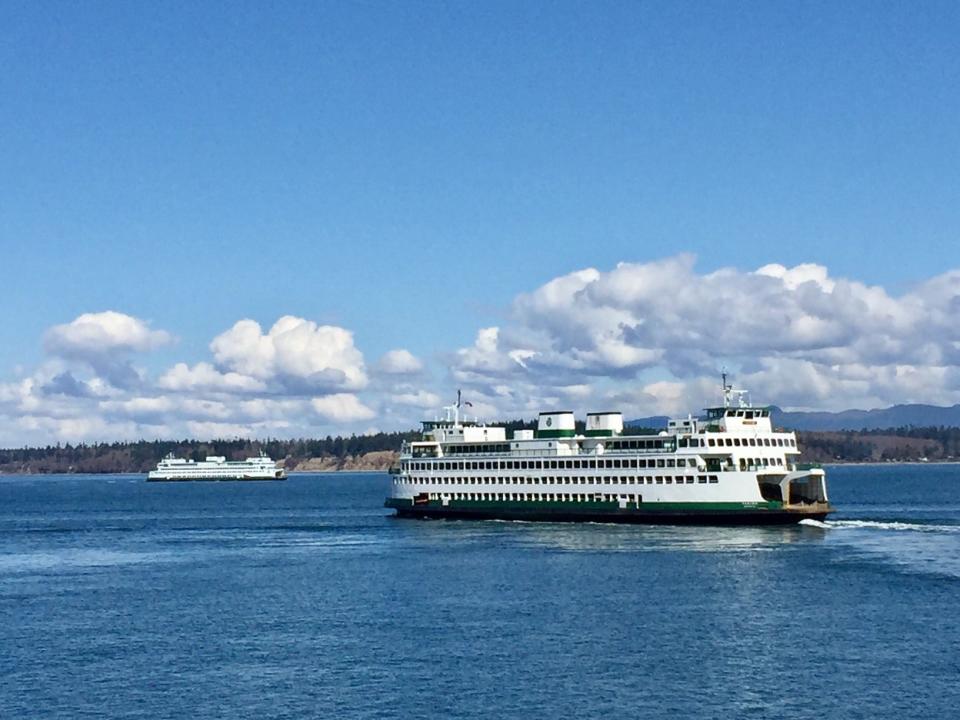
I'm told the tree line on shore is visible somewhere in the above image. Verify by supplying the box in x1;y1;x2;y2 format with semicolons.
3;424;960;473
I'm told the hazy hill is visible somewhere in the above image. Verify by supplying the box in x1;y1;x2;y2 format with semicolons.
629;404;960;431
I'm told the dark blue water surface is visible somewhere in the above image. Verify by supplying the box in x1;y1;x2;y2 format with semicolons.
2;465;959;719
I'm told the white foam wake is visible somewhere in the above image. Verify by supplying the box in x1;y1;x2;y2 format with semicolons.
798;519;831;529
800;518;960;533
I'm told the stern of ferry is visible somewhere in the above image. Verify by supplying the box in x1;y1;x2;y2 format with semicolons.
757;466;833;521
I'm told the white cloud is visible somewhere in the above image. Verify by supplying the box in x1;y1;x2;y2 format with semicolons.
41;311;173;390
157;362;267;393
6;257;960;446
389;390;442;408
45;311;173;357
449;255;960;414
377;349;423;375
211;316;367;391
311;394;376;422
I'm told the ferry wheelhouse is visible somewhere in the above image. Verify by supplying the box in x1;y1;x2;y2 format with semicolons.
385;383;831;525
147;451;286;481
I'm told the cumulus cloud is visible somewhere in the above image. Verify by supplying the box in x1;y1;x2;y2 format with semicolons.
377;349;423;375
0;314;383;445
310;394;376;422
45;311;173;357
389;390;442;408
449;255;960;414
6;257;960;446
42;311;173;390
157;362;267;393
41;371;95;398
211;316;367;392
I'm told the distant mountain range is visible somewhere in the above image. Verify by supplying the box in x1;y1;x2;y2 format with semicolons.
628;403;960;431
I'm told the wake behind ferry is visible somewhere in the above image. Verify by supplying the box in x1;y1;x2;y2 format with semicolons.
147;451;286;481
386;380;832;525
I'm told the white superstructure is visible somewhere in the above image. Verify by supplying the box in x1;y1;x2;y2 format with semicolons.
147;451;286;481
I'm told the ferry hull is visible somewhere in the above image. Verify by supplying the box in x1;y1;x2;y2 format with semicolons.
385;498;831;526
146;475;286;482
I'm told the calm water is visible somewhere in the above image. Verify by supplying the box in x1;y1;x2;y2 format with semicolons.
2;465;958;719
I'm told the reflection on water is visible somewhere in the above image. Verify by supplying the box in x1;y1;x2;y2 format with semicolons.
0;547;177;573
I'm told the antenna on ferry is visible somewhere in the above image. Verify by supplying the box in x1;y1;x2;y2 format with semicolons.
721;367;733;408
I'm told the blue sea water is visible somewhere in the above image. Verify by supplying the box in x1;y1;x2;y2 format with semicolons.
2;465;958;719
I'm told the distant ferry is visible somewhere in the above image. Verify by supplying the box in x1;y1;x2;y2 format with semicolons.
147;451;286;481
386;380;832;525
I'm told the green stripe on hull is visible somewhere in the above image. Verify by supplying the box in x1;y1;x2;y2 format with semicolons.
384;497;831;525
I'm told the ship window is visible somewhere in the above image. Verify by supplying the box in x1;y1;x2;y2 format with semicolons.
667;459;675;468
698;475;707;483
665;477;672;484
630;459;638;469
657;459;665;468
655;477;663;484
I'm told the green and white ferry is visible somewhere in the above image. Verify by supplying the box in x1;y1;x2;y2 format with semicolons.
385;381;832;525
147;451;286;481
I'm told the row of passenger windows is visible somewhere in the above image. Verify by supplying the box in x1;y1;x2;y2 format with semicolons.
396;475;720;486
741;457;785;469
599;439;669;451
444;443;511;455
405;457;704;472
430;492;640;503
680;436;796;448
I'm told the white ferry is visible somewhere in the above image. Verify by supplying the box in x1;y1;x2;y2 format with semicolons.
385;381;832;525
147;451;286;481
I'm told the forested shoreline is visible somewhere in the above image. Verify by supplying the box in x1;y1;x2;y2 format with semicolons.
3;425;960;474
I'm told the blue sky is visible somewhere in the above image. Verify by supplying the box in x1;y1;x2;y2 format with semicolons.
2;1;960;444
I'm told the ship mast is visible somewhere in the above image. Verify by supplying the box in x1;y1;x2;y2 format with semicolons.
442;390;462;427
